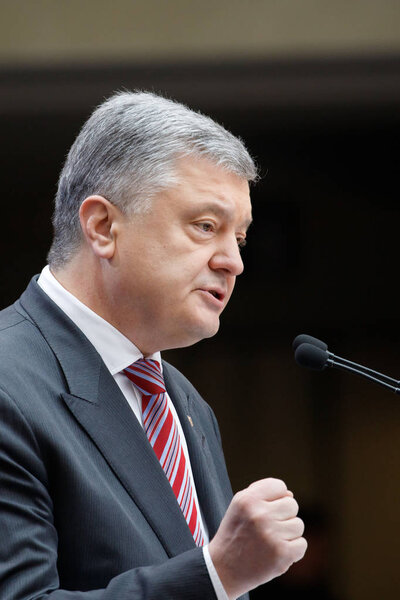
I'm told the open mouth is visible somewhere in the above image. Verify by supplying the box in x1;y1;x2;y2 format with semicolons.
197;287;225;303
209;290;220;299
205;289;224;302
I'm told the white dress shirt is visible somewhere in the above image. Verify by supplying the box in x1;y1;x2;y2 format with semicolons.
37;265;228;600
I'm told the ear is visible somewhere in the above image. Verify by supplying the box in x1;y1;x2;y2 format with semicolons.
79;195;118;259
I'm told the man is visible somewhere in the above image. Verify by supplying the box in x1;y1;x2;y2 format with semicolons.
0;92;306;599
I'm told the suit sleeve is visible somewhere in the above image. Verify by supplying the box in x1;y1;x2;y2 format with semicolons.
0;386;217;600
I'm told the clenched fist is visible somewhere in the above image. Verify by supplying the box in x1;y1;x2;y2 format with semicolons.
208;478;307;599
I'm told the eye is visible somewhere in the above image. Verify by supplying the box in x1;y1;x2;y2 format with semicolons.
237;237;247;249
196;222;215;233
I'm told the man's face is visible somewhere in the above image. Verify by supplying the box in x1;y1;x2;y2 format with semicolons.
108;156;252;355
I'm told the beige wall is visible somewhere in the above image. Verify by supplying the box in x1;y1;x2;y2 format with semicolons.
1;0;400;66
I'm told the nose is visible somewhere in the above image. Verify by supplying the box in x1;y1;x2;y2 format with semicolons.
209;235;244;276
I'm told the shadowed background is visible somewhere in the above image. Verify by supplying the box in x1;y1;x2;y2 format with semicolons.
1;2;400;598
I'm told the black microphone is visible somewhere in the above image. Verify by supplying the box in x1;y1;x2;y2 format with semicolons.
293;335;400;395
294;333;399;385
292;334;327;352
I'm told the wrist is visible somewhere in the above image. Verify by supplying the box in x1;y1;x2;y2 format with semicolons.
203;545;230;600
208;539;241;600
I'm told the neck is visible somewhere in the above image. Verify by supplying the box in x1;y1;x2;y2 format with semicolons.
51;255;159;356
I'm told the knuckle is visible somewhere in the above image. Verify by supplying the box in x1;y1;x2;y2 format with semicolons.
292;537;308;562
273;540;292;572
291;498;299;515
284;496;298;516
260;519;275;541
232;490;243;504
297;517;305;536
233;490;248;509
266;477;287;491
288;517;304;539
259;507;275;531
300;537;308;556
232;490;256;519
248;508;262;528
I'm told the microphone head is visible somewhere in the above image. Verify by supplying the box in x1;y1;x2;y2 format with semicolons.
292;334;328;352
294;343;329;371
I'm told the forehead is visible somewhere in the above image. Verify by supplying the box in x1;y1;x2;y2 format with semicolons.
169;156;252;227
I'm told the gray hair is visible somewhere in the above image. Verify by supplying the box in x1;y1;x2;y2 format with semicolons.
47;90;258;268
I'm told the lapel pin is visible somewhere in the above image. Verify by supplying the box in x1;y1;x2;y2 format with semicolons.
187;415;194;427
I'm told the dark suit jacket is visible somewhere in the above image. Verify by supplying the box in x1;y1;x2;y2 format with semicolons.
0;277;247;599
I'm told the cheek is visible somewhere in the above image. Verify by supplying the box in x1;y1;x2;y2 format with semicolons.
162;253;204;284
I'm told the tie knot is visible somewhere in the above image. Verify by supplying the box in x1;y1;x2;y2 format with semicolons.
124;359;166;396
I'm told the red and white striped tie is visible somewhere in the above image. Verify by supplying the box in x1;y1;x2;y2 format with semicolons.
124;358;205;547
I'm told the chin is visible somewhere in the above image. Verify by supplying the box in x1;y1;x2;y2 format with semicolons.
174;318;220;349
192;318;221;343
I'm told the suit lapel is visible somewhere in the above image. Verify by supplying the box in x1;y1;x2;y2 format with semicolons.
17;278;195;557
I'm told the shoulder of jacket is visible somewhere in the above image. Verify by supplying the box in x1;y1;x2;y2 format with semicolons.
0;303;28;332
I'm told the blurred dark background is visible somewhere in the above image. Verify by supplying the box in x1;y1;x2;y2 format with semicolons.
1;2;400;598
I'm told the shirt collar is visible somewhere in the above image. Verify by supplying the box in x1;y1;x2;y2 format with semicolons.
37;265;162;375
